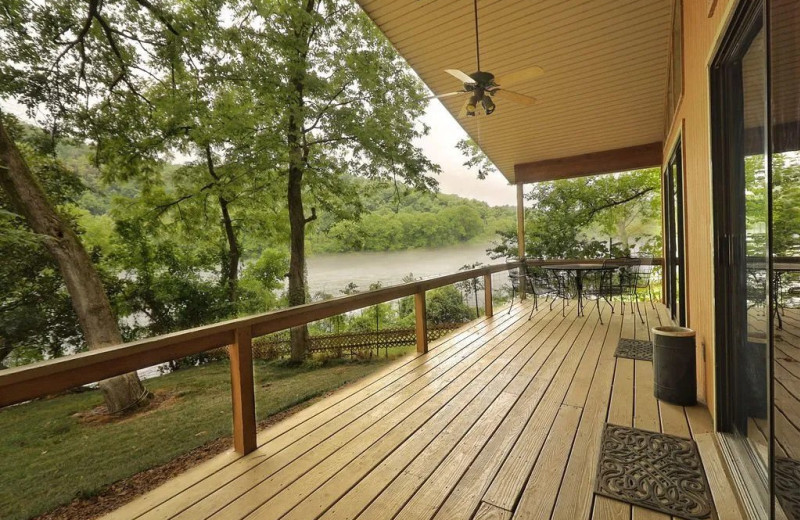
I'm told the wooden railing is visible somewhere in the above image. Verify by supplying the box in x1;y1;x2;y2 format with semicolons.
245;323;463;358
525;257;663;267
0;257;663;455
0;261;521;454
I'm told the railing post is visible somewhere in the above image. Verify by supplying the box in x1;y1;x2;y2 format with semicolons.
415;291;428;353
230;326;257;455
484;273;493;318
516;184;527;301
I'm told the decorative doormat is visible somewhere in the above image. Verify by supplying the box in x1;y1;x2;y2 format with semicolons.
776;457;800;519
614;338;652;361
595;423;715;520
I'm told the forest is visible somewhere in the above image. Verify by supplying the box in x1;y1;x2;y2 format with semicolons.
0;118;513;368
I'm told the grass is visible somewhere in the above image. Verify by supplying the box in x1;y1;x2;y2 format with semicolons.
0;350;411;520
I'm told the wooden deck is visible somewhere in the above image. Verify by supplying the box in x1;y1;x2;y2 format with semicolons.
105;299;740;520
775;308;800;463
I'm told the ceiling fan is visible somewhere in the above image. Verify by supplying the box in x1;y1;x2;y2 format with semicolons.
431;0;544;117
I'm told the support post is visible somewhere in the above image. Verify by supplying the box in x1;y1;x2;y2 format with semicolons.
415;291;428;353
230;326;257;454
516;184;527;300
484;274;493;318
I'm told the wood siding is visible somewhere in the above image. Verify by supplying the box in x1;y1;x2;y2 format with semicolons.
662;0;736;419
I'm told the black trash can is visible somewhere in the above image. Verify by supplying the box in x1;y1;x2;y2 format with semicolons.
652;326;697;406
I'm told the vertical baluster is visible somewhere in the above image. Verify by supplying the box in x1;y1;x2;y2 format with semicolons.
415;291;428;353
484;273;493;317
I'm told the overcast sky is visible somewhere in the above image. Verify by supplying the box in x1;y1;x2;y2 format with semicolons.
1;96;518;207
417;100;517;206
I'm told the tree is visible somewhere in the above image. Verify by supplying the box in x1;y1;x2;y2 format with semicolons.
456;138;498;180
0;119;84;368
426;286;472;325
0;114;146;413
237;0;439;362
489;169;662;260
2;0;440;370
457;262;484;317
0;0;185;412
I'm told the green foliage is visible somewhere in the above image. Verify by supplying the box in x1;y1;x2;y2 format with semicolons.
310;179;515;252
456;137;499;180
0;115;84;367
426;285;473;325
773;153;800;256
489;169;662;260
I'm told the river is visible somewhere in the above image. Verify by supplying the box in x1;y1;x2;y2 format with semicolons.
133;242;508;380
306;242;506;296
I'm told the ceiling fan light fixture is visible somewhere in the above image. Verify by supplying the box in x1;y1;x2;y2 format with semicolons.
481;96;495;115
466;94;480;116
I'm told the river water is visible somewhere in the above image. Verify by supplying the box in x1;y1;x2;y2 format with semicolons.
134;242;507;380
306;242;504;296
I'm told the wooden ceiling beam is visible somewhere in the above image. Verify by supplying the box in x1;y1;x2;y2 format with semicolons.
513;141;663;184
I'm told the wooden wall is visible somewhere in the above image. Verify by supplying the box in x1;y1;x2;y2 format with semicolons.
663;0;736;423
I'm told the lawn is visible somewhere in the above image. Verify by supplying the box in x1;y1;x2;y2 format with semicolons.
0;352;409;520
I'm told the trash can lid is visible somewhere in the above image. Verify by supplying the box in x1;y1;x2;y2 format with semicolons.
651;326;695;337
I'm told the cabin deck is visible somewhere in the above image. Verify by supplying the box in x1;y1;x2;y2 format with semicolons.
774;308;800;463
105;299;739;520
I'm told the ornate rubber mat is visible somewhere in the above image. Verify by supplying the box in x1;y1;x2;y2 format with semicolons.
595;423;714;520
614;338;652;361
776;457;800;519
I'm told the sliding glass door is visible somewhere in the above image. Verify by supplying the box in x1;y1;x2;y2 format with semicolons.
711;0;770;515
770;0;800;518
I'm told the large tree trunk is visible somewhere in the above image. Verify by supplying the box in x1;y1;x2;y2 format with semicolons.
0;117;146;413
285;0;316;364
287;145;309;363
204;145;239;304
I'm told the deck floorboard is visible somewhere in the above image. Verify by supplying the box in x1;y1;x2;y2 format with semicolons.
103;299;720;520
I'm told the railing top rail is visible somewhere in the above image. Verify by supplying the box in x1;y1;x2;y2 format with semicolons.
525;257;663;267
0;261;521;407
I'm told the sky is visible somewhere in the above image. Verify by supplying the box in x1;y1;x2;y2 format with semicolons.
417;100;517;206
1;96;518;207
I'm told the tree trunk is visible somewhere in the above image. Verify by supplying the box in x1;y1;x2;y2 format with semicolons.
285;0;316;364
204;145;239;304
287;153;309;363
0;117;146;413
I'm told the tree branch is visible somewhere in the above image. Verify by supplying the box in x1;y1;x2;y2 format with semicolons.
132;0;180;36
306;134;357;147
47;0;99;74
304;207;317;223
583;187;655;221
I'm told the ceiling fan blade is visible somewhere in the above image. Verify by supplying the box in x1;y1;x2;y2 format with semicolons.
493;66;544;88
426;91;469;100
494;89;537;107
445;69;476;84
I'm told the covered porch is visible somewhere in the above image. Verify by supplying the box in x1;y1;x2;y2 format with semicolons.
103;299;741;520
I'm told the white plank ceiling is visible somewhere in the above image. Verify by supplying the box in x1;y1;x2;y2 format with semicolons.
356;0;673;183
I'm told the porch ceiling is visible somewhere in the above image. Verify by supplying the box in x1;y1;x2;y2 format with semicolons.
356;0;673;183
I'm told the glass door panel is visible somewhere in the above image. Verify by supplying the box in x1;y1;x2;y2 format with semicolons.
771;0;800;517
711;2;770;514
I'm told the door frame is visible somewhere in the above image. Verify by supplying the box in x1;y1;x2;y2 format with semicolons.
710;0;766;435
664;138;686;326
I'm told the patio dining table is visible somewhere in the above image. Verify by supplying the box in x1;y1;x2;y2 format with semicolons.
541;263;618;317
